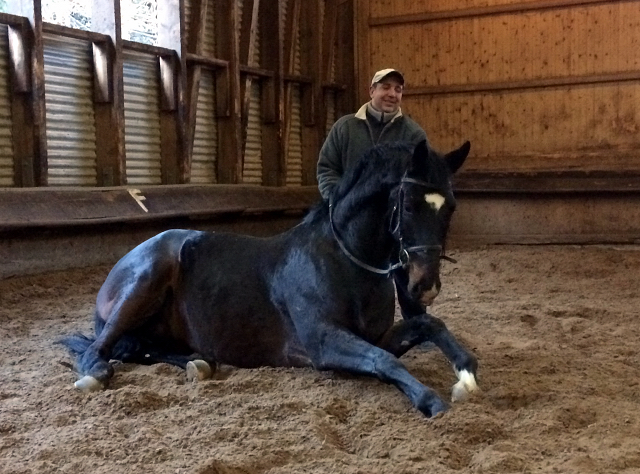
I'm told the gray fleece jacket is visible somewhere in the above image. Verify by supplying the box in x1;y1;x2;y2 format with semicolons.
317;102;428;200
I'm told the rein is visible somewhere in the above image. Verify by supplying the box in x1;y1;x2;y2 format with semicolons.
329;177;456;276
329;203;405;275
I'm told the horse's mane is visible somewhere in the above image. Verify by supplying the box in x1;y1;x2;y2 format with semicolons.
305;140;448;226
303;142;406;225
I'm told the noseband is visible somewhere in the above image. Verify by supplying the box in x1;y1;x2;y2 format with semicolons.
329;177;456;276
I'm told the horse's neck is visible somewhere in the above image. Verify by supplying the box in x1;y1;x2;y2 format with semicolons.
332;192;393;268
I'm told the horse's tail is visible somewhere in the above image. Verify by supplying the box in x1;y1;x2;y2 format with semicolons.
58;311;145;364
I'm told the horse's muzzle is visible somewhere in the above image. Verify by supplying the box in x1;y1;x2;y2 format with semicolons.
407;260;441;306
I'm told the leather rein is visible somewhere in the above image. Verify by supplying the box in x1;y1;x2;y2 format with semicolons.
329;177;456;276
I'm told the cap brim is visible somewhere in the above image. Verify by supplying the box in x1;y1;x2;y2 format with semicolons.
376;71;404;84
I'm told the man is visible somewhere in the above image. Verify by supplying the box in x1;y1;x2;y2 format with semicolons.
317;68;429;201
316;68;431;320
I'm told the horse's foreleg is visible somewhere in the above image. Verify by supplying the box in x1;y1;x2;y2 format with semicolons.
377;313;479;402
307;326;448;417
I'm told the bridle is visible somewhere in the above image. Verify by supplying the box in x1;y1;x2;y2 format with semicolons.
329;177;456;276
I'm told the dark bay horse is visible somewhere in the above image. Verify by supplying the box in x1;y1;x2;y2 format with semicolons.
61;140;478;417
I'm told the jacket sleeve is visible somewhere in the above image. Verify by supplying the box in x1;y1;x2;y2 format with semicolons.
411;121;429;147
316;122;344;201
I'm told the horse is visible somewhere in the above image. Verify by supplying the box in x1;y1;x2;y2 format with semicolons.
60;139;478;418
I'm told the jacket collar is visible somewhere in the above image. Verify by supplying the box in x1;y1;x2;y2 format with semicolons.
355;101;403;122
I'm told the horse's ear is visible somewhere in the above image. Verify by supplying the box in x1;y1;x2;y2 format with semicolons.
409;139;430;174
445;141;470;174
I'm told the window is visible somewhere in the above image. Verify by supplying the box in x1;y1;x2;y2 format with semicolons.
39;0;159;46
121;0;158;45
41;0;91;31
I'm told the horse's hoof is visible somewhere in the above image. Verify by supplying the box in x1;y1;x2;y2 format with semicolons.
186;359;213;382
451;369;479;402
429;400;449;418
74;375;104;392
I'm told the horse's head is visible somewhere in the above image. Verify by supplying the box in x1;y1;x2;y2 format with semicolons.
390;140;470;306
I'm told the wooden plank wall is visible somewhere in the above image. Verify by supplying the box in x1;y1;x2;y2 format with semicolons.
358;0;640;173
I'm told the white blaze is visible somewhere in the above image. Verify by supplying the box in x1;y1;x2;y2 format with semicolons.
425;193;445;211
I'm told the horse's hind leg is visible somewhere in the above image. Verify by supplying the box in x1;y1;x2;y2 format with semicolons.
377;313;479;402
74;271;177;391
74;298;152;391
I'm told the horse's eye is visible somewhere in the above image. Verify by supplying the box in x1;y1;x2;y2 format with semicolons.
403;202;414;214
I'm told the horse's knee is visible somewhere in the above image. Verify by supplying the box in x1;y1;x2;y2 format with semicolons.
424;314;447;333
372;353;405;381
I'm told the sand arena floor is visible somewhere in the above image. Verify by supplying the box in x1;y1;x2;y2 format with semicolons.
1;245;639;474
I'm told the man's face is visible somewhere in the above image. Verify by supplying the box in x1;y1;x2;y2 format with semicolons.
369;78;403;114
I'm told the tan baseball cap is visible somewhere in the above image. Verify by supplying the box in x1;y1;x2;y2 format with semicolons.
371;68;405;86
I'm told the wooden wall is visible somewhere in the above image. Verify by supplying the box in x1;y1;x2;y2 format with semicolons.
357;0;640;173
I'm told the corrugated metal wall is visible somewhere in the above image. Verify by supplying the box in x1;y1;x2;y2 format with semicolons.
241;0;263;185
244;82;262;184
283;0;302;186
185;0;218;183
191;69;218;183
43;34;97;186
0;25;14;187
123;50;162;185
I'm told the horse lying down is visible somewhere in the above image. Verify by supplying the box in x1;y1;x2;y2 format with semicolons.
61;140;478;418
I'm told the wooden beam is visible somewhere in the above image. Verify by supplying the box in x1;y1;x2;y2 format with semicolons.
321;0;337;85
14;0;47;186
0;185;320;231
239;64;274;78
214;0;242;184
92;0;126;186
299;0;322;185
0;11;29;26
259;0;283;186
7;21;30;93
403;70;640;96
368;0;635;26
238;0;259;66
183;0;207;182
92;41;112;103
159;54;180;184
158;0;184;184
41;23;109;42
186;53;227;68
7;20;35;188
354;0;371;106
453;170;640;194
334;0;355;117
